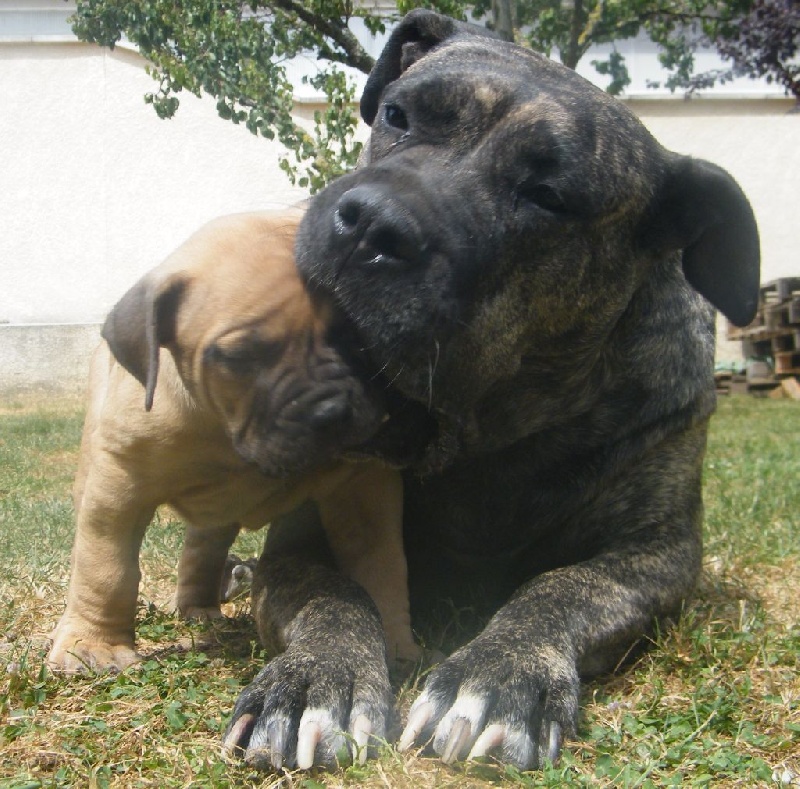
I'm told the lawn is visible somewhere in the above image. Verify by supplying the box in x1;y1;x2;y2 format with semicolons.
0;394;797;788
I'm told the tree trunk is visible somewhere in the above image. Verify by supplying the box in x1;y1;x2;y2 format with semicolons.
563;0;584;70
492;0;516;42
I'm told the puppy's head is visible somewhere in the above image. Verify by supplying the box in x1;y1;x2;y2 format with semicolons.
102;210;387;476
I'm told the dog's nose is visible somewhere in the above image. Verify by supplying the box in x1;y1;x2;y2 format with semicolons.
333;186;427;268
308;397;352;431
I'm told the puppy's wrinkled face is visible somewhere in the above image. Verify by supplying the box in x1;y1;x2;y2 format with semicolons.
195;286;384;478
128;213;389;478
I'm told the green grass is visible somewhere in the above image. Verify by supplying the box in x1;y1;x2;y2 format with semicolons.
0;395;797;788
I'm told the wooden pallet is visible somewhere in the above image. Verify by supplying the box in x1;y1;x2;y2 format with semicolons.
727;277;800;377
714;372;781;396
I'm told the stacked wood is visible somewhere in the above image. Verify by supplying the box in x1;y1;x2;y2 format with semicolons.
725;277;800;398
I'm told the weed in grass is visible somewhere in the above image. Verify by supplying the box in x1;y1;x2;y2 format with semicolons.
0;396;797;787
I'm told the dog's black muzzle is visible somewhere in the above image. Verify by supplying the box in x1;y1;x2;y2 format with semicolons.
295;160;506;420
332;184;431;274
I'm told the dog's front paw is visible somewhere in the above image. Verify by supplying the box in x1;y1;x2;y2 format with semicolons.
223;645;392;771
398;639;579;770
47;626;139;674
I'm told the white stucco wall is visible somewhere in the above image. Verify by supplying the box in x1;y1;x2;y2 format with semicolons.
0;42;308;326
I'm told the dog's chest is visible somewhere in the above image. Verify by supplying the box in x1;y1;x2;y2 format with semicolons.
166;465;310;530
406;453;559;559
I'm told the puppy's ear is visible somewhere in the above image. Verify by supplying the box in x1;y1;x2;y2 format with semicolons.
361;10;499;125
102;273;187;411
641;157;760;327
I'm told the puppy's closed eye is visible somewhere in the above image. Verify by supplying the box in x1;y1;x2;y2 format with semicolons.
205;339;285;376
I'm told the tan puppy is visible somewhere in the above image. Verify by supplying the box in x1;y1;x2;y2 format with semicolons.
48;208;420;673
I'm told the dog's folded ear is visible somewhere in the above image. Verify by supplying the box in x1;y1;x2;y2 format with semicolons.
361;10;499;125
641;156;760;328
102;273;187;411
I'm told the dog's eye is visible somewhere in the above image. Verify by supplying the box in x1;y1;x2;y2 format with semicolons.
206;345;255;376
516;180;567;214
206;338;285;377
383;103;409;132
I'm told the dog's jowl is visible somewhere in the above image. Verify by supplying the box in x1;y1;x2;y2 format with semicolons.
223;10;760;772
48;209;421;679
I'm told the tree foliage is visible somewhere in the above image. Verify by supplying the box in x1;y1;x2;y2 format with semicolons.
402;0;769;94
71;0;797;192
71;0;381;192
650;0;799;101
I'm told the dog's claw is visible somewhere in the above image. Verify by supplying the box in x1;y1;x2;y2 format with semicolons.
398;700;434;751
464;720;560;766
351;713;372;764
241;715;292;771
222;712;256;757
296;720;323;770
441;717;472;764
268;719;289;770
546;721;562;764
467;723;506;760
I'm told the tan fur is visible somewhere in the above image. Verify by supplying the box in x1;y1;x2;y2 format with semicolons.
48;209;419;673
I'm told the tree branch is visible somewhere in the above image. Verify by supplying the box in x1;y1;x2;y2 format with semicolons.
264;0;376;73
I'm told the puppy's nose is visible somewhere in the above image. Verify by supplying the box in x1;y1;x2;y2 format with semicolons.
333;185;427;268
308;397;351;431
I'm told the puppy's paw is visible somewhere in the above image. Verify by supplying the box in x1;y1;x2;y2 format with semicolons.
223;646;392;771
388;639;425;668
175;604;226;621
47;631;139;674
169;589;226;620
398;640;578;769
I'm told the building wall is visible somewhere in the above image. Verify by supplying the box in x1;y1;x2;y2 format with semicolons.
1;33;797;392
0;42;307;326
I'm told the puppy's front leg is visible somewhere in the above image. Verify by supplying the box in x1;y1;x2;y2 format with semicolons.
223;504;392;771
318;464;421;665
49;459;154;673
172;522;240;618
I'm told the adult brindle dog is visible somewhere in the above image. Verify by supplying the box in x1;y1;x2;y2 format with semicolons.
224;10;760;771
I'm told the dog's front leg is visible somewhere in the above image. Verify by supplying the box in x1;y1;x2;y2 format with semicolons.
223;503;392;770
48;462;155;673
398;487;703;770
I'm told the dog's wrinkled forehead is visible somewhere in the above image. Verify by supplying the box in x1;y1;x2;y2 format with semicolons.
399;42;643;133
373;39;662;207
